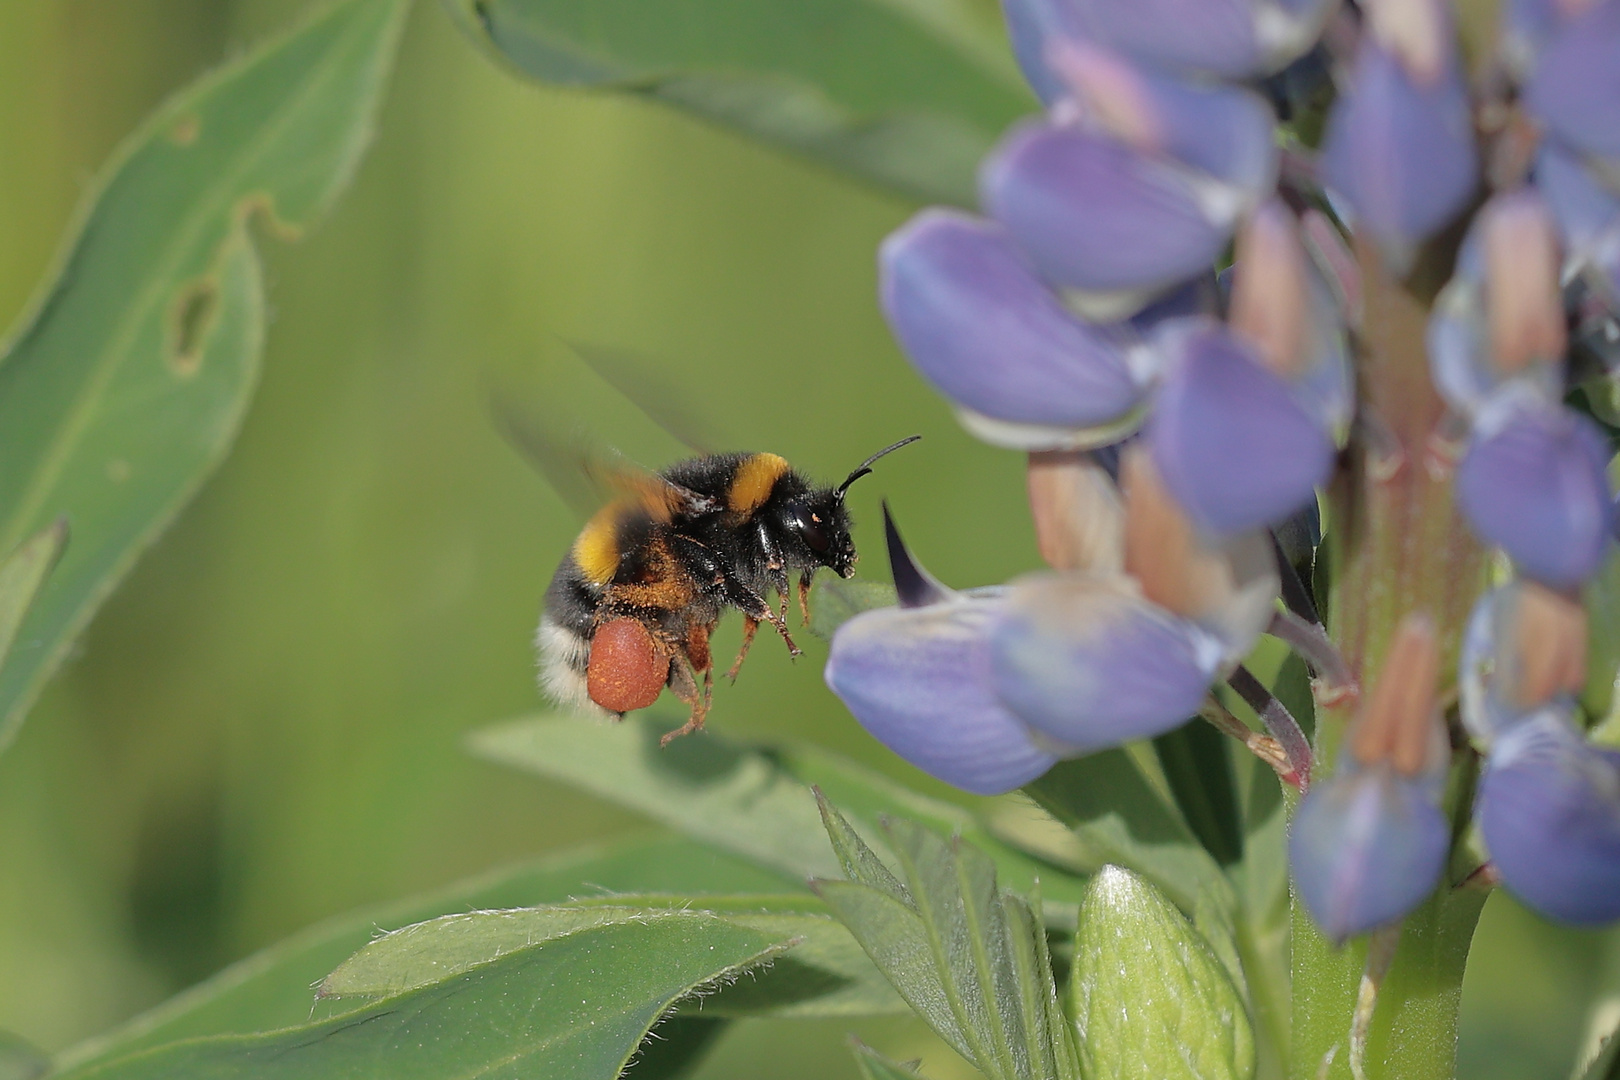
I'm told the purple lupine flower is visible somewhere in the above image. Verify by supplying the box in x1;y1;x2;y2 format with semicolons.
1320;0;1477;269
1455;393;1613;588
1522;0;1620;166
1477;710;1620;924
1290;616;1452;941
878;209;1148;445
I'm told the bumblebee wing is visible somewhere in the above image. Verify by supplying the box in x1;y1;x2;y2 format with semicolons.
562;339;740;455
494;394;719;523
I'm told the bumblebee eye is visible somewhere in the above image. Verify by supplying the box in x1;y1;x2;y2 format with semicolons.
791;504;831;554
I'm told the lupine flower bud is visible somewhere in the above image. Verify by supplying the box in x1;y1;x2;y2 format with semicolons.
1523;0;1620;166
1148;319;1335;536
980;122;1242;304
1430;194;1570;417
1320;1;1477;270
824;515;1057;795
1477;709;1620;924
879;209;1147;447
1456;394;1613;588
1461;581;1589;742
1289;615;1452;941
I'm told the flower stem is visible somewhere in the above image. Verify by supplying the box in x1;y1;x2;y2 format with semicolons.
1291;237;1491;1079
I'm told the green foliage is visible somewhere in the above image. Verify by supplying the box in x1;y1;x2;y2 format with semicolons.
1070;866;1254;1080
471;713;1088;913
55;916;789;1080
55;834;794;1070
850;1040;931;1080
319;895;905;1018
0;522;67;679
814;798;1080;1080
440;0;1035;205
0;0;407;755
0;1032;47;1080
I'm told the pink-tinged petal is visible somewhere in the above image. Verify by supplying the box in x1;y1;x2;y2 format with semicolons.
1525;0;1620;166
1457;397;1614;588
1289;765;1450;942
827;602;1058;795
1047;40;1278;193
1321;41;1478;270
1478;712;1620;924
981;122;1237;298
878;209;1147;434
1148;321;1335;536
989;572;1223;752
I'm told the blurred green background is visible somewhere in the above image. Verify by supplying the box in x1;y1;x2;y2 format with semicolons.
0;2;1615;1077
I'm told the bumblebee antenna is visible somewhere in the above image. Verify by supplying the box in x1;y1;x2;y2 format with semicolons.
836;434;921;497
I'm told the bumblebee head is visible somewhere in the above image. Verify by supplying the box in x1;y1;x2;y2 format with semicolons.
783;435;921;578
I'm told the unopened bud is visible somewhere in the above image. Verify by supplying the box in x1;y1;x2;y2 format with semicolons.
1350;613;1447;777
1484;191;1567;375
1230;201;1308;379
1027;450;1125;573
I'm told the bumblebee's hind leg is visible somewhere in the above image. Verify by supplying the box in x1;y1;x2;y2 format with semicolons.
798;571;814;627
661;621;715;746
726;616;760;683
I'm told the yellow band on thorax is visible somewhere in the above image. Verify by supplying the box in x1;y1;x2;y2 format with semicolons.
727;453;790;515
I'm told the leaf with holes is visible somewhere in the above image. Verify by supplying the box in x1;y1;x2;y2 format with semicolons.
442;0;1035;206
53;915;788;1080
0;0;407;755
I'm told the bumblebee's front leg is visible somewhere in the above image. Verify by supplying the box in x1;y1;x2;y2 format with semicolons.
671;534;801;658
798;570;814;626
755;520;792;622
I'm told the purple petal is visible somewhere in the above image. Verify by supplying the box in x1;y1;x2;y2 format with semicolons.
1148;322;1335;536
981;122;1235;297
1458;586;1532;743
1457;398;1614;588
1000;0;1088;104
1478;713;1620;924
826;601;1058;795
1321;41;1478;268
1015;0;1330;79
1525;0;1620;165
1536;141;1620;303
989;573;1222;751
878;209;1147;432
1289;765;1451;941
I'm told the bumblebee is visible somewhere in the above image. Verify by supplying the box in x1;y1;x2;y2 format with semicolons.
537;436;919;743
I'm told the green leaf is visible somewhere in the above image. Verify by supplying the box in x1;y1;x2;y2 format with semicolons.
810;578;898;640
1577;1025;1620;1080
814;808;1078;1080
56;833;796;1071
1069;866;1253;1080
0;1031;49;1080
470;714;1087;914
442;0;1035;206
56;917;789;1080
850;1040;931;1080
1585;542;1620;735
1020;746;1229;914
1151;720;1243;866
318;895;906;1019
0;0;408;755
0;521;67;674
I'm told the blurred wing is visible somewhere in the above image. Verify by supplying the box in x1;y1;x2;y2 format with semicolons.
493;393;719;523
562;339;736;455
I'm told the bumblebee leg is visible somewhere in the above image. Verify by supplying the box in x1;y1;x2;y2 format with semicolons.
670;534;801;658
798;571;814;626
755;521;791;622
661;628;713;746
726;616;760;682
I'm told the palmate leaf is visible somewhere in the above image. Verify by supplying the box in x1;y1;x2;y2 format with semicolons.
813;801;1080;1080
0;0;407;756
441;0;1036;206
318;895;905;1019
55;834;797;1072
56;917;790;1080
469;713;1088;916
